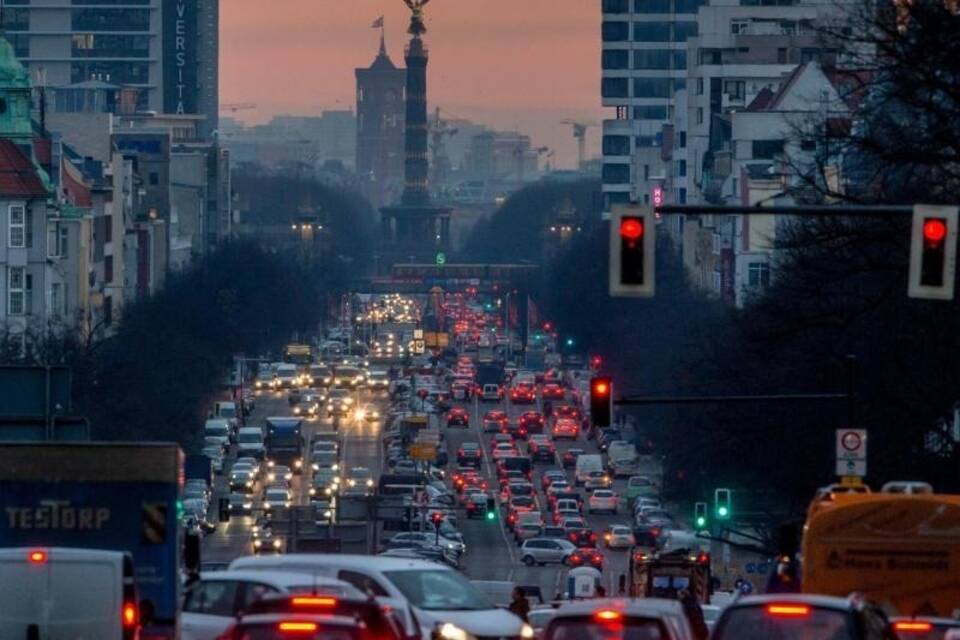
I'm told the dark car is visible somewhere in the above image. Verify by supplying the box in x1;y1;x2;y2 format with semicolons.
554;404;582;422
446;407;470;427
457;442;483;467
528;438;556;463
519;411;545;435
564;521;598;547
568;547;604;570
562;448;585;469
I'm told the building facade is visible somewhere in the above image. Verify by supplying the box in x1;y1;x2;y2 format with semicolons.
8;0;218;138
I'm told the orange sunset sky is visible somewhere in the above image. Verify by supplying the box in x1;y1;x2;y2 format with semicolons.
221;0;603;169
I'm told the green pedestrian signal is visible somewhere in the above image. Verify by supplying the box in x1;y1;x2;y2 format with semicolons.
714;488;731;520
694;502;708;530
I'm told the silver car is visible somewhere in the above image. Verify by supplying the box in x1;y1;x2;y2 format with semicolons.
520;537;577;566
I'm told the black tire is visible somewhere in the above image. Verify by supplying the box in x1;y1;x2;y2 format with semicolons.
523;555;536;566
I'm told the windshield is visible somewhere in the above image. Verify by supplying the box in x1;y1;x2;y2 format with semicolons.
714;607;855;640
238;432;262;443
383;569;493;611
205;425;227;436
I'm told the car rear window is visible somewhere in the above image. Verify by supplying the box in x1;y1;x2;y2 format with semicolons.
548;617;665;640
714;606;855;640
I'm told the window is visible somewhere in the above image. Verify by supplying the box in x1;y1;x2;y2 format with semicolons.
104;255;114;284
679;187;687;203
604;192;630;210
679;131;687;148
104;295;112;326
731;19;750;34
697;77;704;95
8;267;25;316
601;77;629;98
673;22;698;41
700;49;721;64
675;0;703;12
240;583;281;610
633;77;672;98
602;49;629;70
603;0;630;13
183;581;239;616
697;108;704;124
59;227;69;259
678;160;687;177
602;163;631;184
673;78;686;92
724;80;745;100
634;0;671;12
602;21;630;42
603;0;629;12
25;274;32;315
51;283;62;318
633;50;671;70
748;262;771;288
633;105;667;120
752;139;785;159
801;139;816;151
337;571;389;597
72;34;150;58
673;51;688;69
633;22;671;42
732;177;738;195
603;135;631;156
636;134;661;147
104;215;113;243
72;8;151;31
8;205;24;248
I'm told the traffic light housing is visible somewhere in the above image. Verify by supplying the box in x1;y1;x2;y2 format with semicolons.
486;497;497;521
590;376;612;428
715;488;731;520
909;205;957;300
609;204;656;297
694;502;708;531
430;512;444;527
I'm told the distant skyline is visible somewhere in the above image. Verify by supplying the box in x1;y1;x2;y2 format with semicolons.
221;0;602;169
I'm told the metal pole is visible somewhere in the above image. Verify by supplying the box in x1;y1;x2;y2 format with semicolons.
656;204;914;217
846;355;856;427
615;392;849;406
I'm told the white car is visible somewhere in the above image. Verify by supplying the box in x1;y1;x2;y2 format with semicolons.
492;443;518;459
603;524;635;549
263;487;292;512
588;489;619;514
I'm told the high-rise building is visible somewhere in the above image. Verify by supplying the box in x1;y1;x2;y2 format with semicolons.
601;0;702;212
7;0;218;138
356;35;406;208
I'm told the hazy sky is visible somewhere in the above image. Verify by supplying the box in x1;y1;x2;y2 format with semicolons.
221;0;603;168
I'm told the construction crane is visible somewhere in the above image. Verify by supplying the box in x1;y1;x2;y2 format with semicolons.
560;120;599;169
430;107;458;189
219;103;256;114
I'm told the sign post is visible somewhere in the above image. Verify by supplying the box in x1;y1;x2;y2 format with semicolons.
835;429;867;477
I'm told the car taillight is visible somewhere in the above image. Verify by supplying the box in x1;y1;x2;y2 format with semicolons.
766;604;811;618
278;621;319;632
569;533;578;541
590;533;598;542
122;602;138;628
592;554;602;563
894;621;934;633
634;552;648;562
28;550;47;564
595;609;622;622
292;596;337;607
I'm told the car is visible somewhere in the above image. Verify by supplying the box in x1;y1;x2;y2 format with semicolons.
712;594;895;640
518;411;545;435
553;504;581;525
484;409;509;423
446;407;470;427
541;469;567;491
310;466;340;498
562;448;584;469
229;469;257;493
457;442;483;467
520;538;577;566
584;470;612;491
393;459;418;475
490;432;514;449
553;404;582;422
228;492;254;514
546;481;573;500
481;383;504;401
626;475;659;503
568;547;604;569
266;464;293;486
292;398;319;418
889;616;960;638
528;435;556;463
464;491;492;519
508;495;538;515
263;486;292;512
492;442;519;459
541;525;567;540
237;592;406;640
603;524;635;549
551;417;580;440
543;598;695;640
342;466;375;495
326;388;354;417
541;382;565;400
384;533;462;561
588;489;619;514
636;508;674;528
597;428;623;452
515;521;544;543
510;383;536;404
254;370;276;390
505;481;536;500
451;381;472;400
564;519;598;547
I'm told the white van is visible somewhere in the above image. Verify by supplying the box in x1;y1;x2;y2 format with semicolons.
228;554;530;640
212;401;239;429
236;426;265;459
182;569;362;640
274;363;298;388
575;453;604;486
0;547;137;640
203;418;231;450
607;442;639;477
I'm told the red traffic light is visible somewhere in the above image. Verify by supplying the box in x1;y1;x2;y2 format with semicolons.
430;512;444;525
620;218;644;241
592;379;610;397
923;218;947;244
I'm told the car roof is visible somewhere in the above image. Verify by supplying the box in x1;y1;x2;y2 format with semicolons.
553;597;685;618
198;569;359;592
729;594;860;612
229;553;454;573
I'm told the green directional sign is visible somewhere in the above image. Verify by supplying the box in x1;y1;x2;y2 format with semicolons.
435;252;446;265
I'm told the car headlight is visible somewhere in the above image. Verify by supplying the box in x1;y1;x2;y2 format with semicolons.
293;407;301;415
325;487;333;495
323;377;331;383
243;502;252;509
331;464;339;472
285;501;291;508
343;398;353;405
437;623;470;640
264;503;271;510
312;463;319;471
267;473;275;482
285;473;292;481
348;479;357;487
366;479;374;488
245;481;253;488
309;488;316;496
272;539;282;548
253;539;262;548
294;459;302;469
267;461;275;468
327;404;334;410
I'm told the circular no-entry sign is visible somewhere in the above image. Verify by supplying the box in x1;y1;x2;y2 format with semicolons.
840;431;862;452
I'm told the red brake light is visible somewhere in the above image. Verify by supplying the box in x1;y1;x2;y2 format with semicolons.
766;604;811;618
28;550;47;564
894;621;934;633
122;602;138;628
278;621;319;632
595;609;622;621
696;552;710;565
292;596;337;607
634;552;648;562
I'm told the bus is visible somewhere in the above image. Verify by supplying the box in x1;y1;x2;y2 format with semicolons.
283;343;313;365
802;489;960;617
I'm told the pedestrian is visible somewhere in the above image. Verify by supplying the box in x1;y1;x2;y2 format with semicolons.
678;588;709;640
595;584;607;598
508;587;530;622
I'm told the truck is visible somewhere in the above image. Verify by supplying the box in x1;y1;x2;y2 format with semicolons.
0;443;182;638
606;442;640;478
184;453;213;488
265;417;304;473
628;548;712;603
283;343;313;365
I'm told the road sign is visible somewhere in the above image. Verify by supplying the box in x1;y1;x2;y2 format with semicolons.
835;428;867;477
435;252;446;265
413;339;425;354
409;443;436;461
414;329;424;340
